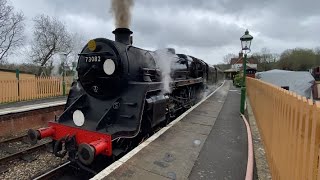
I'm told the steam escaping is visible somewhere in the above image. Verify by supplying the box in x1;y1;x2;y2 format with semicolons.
51;61;60;77
50;54;62;77
154;49;178;93
111;0;134;28
202;81;224;99
202;84;217;99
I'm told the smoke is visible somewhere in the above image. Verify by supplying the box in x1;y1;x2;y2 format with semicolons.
111;0;134;28
50;55;62;77
154;49;178;93
202;84;218;99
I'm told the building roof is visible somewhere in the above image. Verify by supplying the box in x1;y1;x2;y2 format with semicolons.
224;68;238;72
230;52;257;65
230;57;256;64
256;70;314;98
215;64;231;71
239;64;257;70
230;58;239;64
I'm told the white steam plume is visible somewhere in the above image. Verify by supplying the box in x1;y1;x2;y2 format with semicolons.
154;49;178;93
50;55;62;77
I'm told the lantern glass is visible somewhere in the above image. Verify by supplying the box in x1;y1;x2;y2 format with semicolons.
241;40;251;51
240;29;253;53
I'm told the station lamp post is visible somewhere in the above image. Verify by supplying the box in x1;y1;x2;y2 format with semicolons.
240;29;253;114
61;53;68;96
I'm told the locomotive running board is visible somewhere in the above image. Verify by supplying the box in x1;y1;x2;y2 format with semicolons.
172;77;203;87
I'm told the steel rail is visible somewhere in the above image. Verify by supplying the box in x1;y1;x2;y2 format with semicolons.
0;142;50;164
0;135;28;144
32;161;71;180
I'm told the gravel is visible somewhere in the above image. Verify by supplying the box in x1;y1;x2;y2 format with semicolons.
246;98;272;180
0;149;67;180
0;131;28;142
0;138;51;159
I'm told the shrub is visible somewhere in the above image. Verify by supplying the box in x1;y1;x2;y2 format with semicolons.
233;74;243;87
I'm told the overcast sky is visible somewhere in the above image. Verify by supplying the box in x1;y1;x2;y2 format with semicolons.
9;0;320;65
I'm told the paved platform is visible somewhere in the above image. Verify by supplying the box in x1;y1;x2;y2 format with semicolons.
92;81;248;180
0;97;66;116
189;85;247;180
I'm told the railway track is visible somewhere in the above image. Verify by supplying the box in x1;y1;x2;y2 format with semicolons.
32;161;71;180
0;134;52;165
0;136;81;179
0;135;28;144
0;142;49;165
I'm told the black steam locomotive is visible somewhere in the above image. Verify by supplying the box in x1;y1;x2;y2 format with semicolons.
28;28;223;168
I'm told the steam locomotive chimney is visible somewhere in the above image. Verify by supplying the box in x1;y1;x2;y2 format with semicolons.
112;28;133;45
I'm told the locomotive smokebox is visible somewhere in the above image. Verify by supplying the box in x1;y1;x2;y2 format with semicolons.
112;28;133;45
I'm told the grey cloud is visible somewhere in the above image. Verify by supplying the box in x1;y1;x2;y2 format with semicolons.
133;11;242;48
46;0;111;18
8;0;320;65
135;0;269;15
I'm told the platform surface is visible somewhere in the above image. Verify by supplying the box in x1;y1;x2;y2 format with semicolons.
0;96;66;115
188;85;247;180
93;81;248;180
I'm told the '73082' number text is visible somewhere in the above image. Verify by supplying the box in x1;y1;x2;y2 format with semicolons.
85;56;101;62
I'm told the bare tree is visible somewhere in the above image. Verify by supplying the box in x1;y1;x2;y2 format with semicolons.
260;47;274;71
260;47;273;62
271;53;280;63
0;0;24;63
69;33;86;64
223;53;237;64
315;47;320;56
53;33;86;77
30;14;72;75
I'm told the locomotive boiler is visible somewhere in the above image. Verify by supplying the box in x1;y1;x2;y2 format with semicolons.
28;28;223;169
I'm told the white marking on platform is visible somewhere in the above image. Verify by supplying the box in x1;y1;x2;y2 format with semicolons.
0;101;66;116
91;80;226;180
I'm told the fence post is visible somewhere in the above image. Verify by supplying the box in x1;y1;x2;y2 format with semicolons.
62;74;66;96
16;69;20;97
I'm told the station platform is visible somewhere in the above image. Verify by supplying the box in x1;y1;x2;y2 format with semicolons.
92;81;248;180
0;96;66;116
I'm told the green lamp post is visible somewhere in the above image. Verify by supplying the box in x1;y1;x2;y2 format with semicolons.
240;29;253;114
61;53;68;96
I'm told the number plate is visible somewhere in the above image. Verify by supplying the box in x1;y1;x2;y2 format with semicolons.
85;56;101;62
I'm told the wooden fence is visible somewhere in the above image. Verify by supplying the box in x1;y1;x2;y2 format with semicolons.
247;77;320;180
0;76;74;104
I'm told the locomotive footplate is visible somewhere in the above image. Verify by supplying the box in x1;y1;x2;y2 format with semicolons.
172;77;203;87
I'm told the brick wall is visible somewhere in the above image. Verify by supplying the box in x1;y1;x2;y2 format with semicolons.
0;105;64;138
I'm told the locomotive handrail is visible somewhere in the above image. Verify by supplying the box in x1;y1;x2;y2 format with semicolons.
78;51;114;56
82;65;96;78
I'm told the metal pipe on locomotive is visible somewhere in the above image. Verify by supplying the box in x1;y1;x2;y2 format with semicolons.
28;28;223;167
